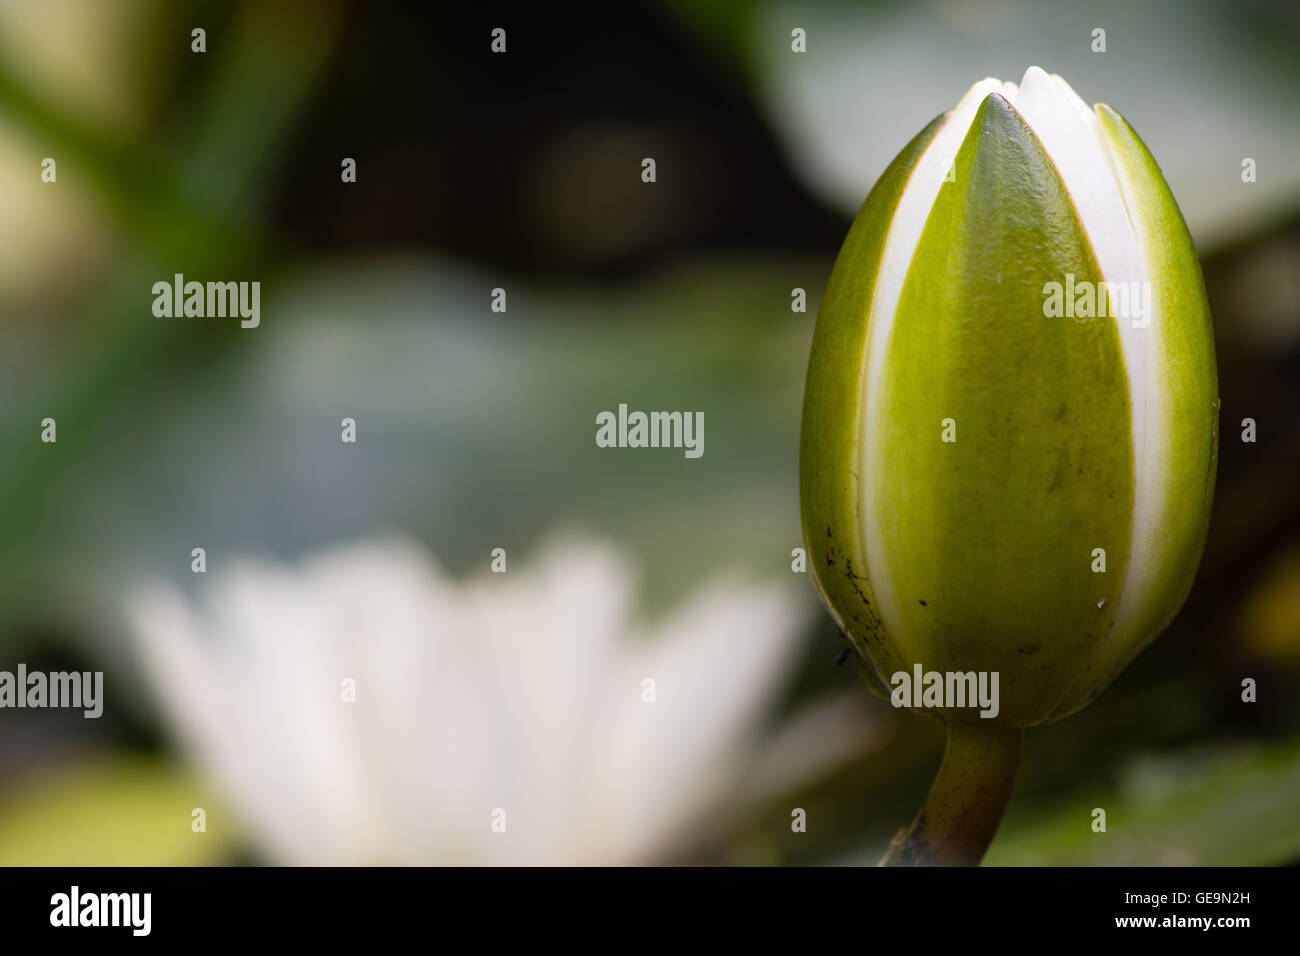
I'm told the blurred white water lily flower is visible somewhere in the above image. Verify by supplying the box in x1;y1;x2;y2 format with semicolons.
127;535;843;865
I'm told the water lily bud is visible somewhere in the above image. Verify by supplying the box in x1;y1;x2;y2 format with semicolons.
800;67;1218;730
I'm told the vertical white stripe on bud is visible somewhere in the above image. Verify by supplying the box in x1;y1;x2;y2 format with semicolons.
858;77;1010;648
1012;68;1163;661
1090;117;1180;654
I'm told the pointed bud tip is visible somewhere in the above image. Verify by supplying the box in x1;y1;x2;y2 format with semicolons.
975;89;1018;122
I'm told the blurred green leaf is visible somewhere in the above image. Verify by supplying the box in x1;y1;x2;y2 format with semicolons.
986;738;1300;865
0;755;236;865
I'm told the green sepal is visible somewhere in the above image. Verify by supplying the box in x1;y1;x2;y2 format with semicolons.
799;112;946;679
867;93;1135;726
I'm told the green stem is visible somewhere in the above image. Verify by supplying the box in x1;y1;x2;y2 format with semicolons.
879;721;1023;866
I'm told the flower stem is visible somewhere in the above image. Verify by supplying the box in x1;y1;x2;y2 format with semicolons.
878;721;1023;866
